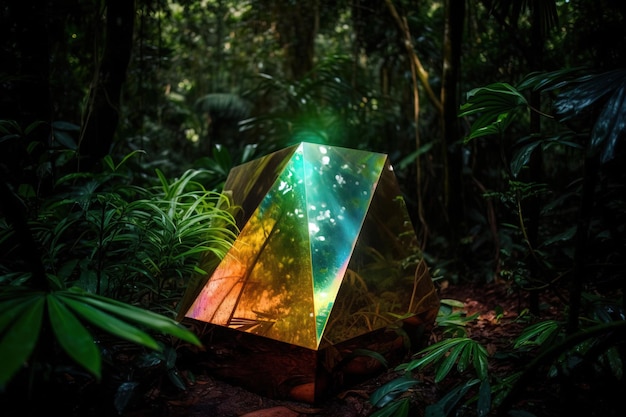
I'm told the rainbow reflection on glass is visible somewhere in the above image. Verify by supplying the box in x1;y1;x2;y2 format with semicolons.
185;142;438;350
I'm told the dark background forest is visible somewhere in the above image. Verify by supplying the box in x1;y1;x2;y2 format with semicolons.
1;1;625;416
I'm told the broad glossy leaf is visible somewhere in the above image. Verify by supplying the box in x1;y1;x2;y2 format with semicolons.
0;296;44;388
510;137;542;178
555;69;626;122
370;376;418;408
439;299;465;308
517;67;587;92
167;368;187;391
350;348;389;369
477;379;491;417
369;397;410;417
47;294;101;378
591;80;626;162
459;83;527;141
52;130;77;150
58;294;160;351
51;120;80;131
114;381;139;414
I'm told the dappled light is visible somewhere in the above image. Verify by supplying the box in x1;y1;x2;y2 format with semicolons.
185;143;438;355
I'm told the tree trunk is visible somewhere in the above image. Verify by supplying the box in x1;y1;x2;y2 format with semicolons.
441;0;466;245
0;2;51;126
273;0;318;80
79;0;135;170
524;5;545;314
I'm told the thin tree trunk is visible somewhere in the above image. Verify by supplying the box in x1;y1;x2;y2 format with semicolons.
384;0;444;246
441;0;466;245
0;0;51;185
274;0;318;80
524;6;545;314
79;0;135;170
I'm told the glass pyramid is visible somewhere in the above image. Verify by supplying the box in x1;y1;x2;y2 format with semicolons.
184;142;438;351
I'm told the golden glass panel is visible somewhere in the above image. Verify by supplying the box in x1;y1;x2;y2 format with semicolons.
184;142;438;351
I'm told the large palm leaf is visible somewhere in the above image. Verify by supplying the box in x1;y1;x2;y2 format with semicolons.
549;69;626;163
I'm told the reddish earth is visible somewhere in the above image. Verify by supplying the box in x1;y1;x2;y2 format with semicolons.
125;281;567;417
7;280;618;417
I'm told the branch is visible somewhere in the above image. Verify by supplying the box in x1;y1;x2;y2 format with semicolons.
384;0;443;114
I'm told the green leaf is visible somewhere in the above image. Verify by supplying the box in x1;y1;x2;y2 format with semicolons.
64;288;201;346
477;379;491;417
510;137;542;178
435;343;464;382
517;67;586;92
0;293;41;320
590;79;626;162
167;368;187;391
439;299;465;308
51;120;80;131
370;375;418;408
0;296;45;389
457;341;472;373
395;143;434;170
540;225;576;247
604;346;623;380
47;294;101;379
459;83;528;142
369;397;411;417
400;338;455;372
425;379;481;417
52;130;77;150
103;155;116;171
350;348;389;369
472;343;489;381
57;294;161;351
114;381;140;414
554;69;626;122
514;320;561;349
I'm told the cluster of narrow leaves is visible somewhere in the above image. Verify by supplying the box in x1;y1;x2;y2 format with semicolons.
0;155;239;391
369;299;491;417
398;337;489;383
27;163;239;311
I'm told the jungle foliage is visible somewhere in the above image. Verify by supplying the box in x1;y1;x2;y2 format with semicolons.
1;0;625;416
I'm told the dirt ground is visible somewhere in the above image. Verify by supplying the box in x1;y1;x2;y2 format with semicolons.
125;281;563;417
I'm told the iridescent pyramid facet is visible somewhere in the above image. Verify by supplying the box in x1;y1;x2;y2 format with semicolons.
184;142;438;351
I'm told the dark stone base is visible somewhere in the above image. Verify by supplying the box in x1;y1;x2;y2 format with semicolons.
183;307;437;403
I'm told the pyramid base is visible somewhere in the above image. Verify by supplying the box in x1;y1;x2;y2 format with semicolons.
183;307;437;403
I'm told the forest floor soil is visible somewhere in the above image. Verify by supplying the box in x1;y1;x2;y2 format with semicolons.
126;281;566;417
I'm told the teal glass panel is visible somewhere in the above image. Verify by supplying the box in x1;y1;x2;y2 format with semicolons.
320;160;439;347
300;143;386;344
